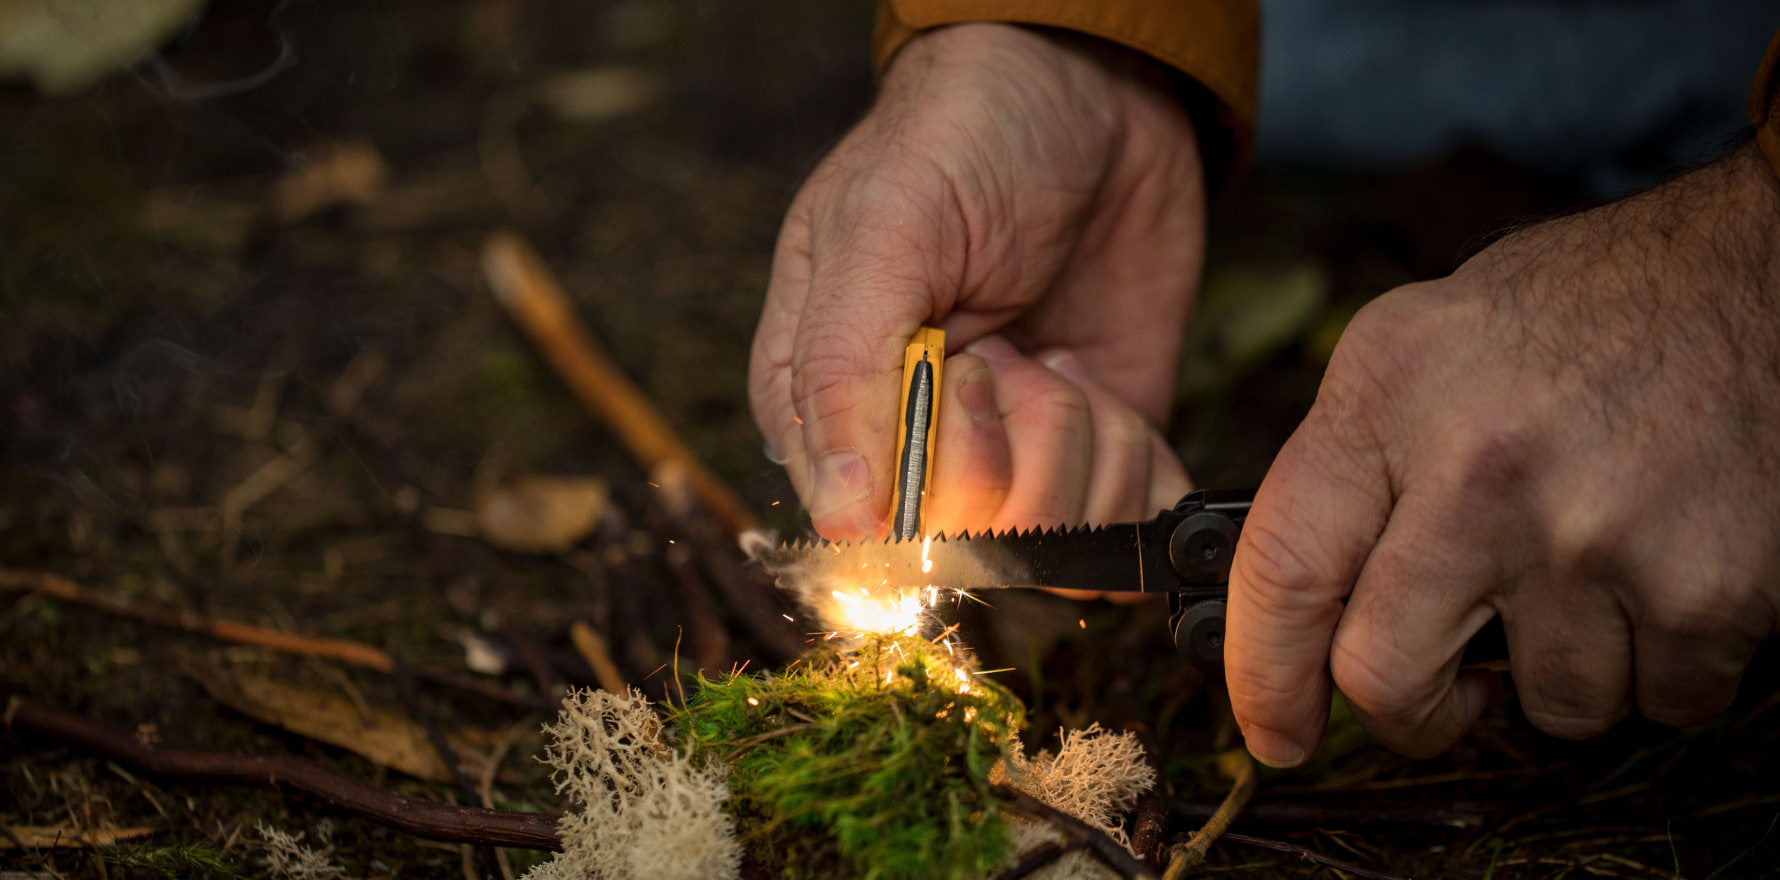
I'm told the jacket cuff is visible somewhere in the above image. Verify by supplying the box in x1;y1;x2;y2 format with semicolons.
1752;26;1780;182
872;0;1259;194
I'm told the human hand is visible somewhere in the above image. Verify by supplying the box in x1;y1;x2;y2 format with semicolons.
1227;144;1780;766
748;23;1201;547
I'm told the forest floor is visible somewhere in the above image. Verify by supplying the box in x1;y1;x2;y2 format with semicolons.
3;1;1776;878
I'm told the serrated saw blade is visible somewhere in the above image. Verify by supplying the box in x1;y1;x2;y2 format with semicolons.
757;521;1178;594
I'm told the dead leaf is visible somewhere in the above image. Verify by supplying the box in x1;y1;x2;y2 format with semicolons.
0;826;156;848
195;666;488;784
0;0;205;95
535;67;661;124
474;475;608;553
267;139;389;224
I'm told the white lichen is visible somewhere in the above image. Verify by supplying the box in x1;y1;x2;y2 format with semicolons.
994;724;1158;880
257;821;348;880
523;687;740;880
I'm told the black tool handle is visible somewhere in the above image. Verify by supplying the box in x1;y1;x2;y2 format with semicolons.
1164;490;1511;673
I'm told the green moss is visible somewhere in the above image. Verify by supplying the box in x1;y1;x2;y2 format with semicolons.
672;635;1025;880
102;838;237;879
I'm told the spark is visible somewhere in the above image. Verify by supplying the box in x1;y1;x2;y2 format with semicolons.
782;614;795;621
647;481;660;488
746;697;760;707
771;500;781;506
793;415;804;425
973;667;1016;676
921;534;933;574
1079;618;1086;629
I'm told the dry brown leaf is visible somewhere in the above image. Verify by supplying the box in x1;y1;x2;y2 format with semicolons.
0;825;156;848
267;139;389;223
474;475;608;554
535;67;661;123
196;667;487;784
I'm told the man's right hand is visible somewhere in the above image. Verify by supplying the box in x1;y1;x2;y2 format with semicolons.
749;23;1205;543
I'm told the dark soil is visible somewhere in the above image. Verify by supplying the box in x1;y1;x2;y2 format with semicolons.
3;2;1776;878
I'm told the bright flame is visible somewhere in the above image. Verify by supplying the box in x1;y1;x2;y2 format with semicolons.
828;587;926;635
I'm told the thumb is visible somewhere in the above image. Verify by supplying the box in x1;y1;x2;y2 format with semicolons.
1225;381;1393;767
788;171;967;539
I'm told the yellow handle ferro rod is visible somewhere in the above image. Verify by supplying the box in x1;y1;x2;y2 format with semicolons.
891;327;944;541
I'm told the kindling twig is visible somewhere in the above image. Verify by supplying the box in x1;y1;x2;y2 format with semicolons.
1163;748;1256;878
993;784;1159;880
0;570;547;711
481;231;758;536
3;693;562;852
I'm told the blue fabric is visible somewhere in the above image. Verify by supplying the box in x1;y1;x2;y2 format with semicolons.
1257;0;1777;192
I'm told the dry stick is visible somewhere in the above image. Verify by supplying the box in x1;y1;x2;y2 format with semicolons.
655;467;805;663
0;570;547;711
4;694;562;852
992;841;1072;880
1163;748;1257;879
568;621;629;694
1220;833;1410;880
481;231;758;536
660;540;733;673
391;651;505;880
993;784;1159;880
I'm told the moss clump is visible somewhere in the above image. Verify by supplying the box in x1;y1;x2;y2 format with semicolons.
672;635;1025;880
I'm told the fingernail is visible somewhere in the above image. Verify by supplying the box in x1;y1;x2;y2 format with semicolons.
1040;349;1089;383
808;450;871;520
763;439;788;465
1243;726;1308;768
958;368;998;424
963;335;1018;363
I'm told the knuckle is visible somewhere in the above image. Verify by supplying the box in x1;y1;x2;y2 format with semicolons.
789;347;872;426
1329;637;1434;727
1025;382;1092;432
1233;519;1329;616
1640;576;1748;638
1442;416;1542;498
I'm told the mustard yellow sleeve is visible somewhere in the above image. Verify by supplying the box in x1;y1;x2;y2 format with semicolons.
873;0;1259;191
1750;26;1780;181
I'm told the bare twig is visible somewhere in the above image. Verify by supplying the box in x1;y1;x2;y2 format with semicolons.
3;693;562;852
992;841;1071;880
653;467;804;663
1163;749;1256;878
0;570;547;711
993;784;1159;880
1221;832;1410;880
568;621;629;694
481;231;758;535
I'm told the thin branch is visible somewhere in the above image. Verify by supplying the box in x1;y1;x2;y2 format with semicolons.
1221;832;1411;880
1163;748;1256;879
992;841;1071;880
568;621;629;694
0;570;547;710
481;231;758;535
992;784;1159;880
3;693;562;852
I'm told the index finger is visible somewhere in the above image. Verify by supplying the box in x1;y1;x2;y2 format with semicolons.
1225;387;1392;767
